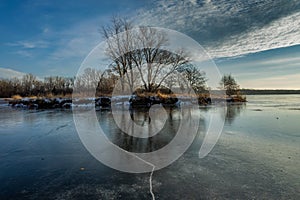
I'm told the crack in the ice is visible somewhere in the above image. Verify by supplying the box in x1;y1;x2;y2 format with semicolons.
149;166;155;200
132;155;156;200
125;152;156;200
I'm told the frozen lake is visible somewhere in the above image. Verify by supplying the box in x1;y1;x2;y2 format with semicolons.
0;95;299;199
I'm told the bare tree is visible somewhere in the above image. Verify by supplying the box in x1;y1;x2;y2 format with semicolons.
101;16;134;94
163;72;178;91
102;17;190;94
177;64;207;95
10;78;22;95
22;74;37;96
73;68;102;96
96;69;118;95
131;27;189;92
219;74;240;97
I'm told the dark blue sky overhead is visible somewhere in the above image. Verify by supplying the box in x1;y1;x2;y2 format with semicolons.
0;0;299;89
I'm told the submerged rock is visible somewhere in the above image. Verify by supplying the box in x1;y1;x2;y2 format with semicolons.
95;97;111;107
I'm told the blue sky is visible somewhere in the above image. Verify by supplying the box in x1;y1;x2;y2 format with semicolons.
1;0;300;89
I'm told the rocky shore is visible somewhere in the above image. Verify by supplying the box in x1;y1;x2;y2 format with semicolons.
7;97;111;109
6;95;245;110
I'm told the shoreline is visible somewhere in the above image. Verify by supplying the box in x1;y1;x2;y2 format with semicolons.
4;95;246;110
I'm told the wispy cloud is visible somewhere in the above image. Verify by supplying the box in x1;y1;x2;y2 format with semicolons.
6;40;50;58
240;73;300;89
209;11;300;58
6;40;49;49
220;53;300;71
14;50;33;58
0;68;26;79
254;56;300;67
136;0;300;58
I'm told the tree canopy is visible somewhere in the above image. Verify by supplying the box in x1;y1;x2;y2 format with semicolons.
219;74;240;97
101;17;207;95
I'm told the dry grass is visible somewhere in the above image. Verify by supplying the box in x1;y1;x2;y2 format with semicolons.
9;93;74;100
134;91;210;99
157;91;177;99
11;95;22;100
28;96;38;99
44;93;73;99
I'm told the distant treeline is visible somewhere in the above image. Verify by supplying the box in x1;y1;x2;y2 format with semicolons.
240;89;300;95
0;69;116;98
0;74;74;98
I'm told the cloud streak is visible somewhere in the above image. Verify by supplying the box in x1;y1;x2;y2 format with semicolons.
210;11;300;58
136;0;300;58
7;40;49;49
0;68;26;79
240;73;300;89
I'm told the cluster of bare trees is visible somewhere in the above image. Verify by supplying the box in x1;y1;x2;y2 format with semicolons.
0;68;119;98
75;68;118;96
0;74;74;98
101;17;207;95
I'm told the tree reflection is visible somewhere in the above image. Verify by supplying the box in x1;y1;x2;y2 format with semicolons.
99;106;184;153
224;103;246;124
97;105;209;156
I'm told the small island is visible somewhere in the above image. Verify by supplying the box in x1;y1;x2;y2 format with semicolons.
2;73;246;110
